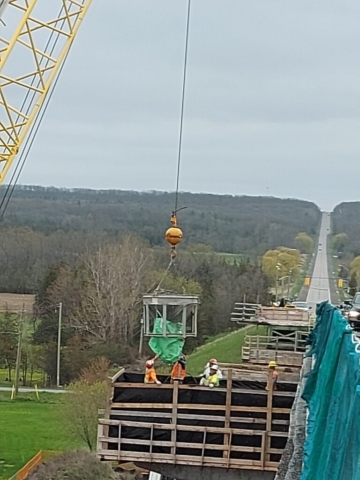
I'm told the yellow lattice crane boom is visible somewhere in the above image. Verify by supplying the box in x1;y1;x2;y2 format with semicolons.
0;0;93;184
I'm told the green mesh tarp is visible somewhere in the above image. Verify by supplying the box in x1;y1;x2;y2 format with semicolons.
301;301;360;480
148;317;184;363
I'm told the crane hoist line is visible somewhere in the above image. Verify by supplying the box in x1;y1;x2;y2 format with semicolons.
0;0;93;185
0;1;9;19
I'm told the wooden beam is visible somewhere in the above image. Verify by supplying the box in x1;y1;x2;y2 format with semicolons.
96;450;280;471
223;368;232;461
171;380;179;461
265;368;274;463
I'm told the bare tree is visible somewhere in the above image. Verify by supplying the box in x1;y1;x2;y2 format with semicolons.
50;235;153;345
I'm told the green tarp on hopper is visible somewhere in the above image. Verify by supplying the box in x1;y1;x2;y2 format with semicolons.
148;317;184;363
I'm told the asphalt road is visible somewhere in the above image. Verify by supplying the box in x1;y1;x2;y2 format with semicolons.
0;386;66;393
306;212;331;309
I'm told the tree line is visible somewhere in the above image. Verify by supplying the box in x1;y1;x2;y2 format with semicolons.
2;185;320;253
0;235;272;385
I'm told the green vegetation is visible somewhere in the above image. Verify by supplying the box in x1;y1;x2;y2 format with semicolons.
0;368;43;388
332;203;359;259
294;232;314;254
217;252;246;264
186;326;266;375
262;247;302;284
0;393;80;480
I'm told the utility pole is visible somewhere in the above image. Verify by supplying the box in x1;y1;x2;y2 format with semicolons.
56;302;62;388
287;274;291;299
14;305;25;397
275;264;281;303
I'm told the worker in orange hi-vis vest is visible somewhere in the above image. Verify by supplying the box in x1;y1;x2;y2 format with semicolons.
266;361;279;391
144;357;161;385
171;354;186;383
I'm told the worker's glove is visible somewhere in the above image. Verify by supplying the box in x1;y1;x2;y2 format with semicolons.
156;381;161;385
209;384;214;388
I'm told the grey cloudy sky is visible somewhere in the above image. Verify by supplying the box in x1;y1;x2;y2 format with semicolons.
7;1;360;210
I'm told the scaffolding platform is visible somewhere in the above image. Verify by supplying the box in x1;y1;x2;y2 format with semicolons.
231;303;313;329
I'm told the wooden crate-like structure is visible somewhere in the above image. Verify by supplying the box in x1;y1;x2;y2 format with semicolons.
242;332;307;366
97;370;296;473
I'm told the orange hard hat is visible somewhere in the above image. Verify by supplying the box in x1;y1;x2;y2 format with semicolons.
209;358;218;365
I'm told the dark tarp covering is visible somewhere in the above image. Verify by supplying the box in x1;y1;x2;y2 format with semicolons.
109;370;294;458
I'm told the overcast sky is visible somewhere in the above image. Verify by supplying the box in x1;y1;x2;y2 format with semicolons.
5;0;360;210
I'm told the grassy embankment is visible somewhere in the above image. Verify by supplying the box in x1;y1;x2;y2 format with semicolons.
186;325;265;375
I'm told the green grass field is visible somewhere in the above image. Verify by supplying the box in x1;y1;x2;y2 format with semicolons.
186;325;266;375
0;393;80;480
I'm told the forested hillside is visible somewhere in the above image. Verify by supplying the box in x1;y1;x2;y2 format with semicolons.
332;202;360;257
3;186;320;251
0;186;321;293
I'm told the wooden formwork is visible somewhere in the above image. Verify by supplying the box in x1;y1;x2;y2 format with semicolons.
247;349;304;367
219;362;301;384
97;370;295;472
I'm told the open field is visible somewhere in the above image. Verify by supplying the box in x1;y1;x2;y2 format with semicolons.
0;393;80;479
0;293;35;314
186;325;266;375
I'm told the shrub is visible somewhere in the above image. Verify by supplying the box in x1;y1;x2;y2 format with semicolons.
28;450;115;480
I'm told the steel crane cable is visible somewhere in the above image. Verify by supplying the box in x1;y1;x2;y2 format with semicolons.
174;0;191;214
0;5;69;219
155;0;192;291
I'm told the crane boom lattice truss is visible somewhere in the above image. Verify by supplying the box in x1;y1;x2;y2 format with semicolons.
0;0;93;184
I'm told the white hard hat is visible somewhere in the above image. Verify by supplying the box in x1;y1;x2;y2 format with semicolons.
210;364;218;371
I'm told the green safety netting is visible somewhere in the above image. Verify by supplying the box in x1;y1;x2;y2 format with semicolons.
148;317;184;363
301;301;360;480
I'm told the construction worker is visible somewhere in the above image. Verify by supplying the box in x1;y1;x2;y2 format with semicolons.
144;358;161;385
171;354;186;383
266;361;279;391
279;297;286;308
205;364;220;388
200;358;223;385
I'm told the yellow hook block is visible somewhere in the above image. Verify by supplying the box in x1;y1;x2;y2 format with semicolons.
165;214;183;247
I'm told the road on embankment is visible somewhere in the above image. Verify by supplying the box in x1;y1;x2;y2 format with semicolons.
306;212;333;309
